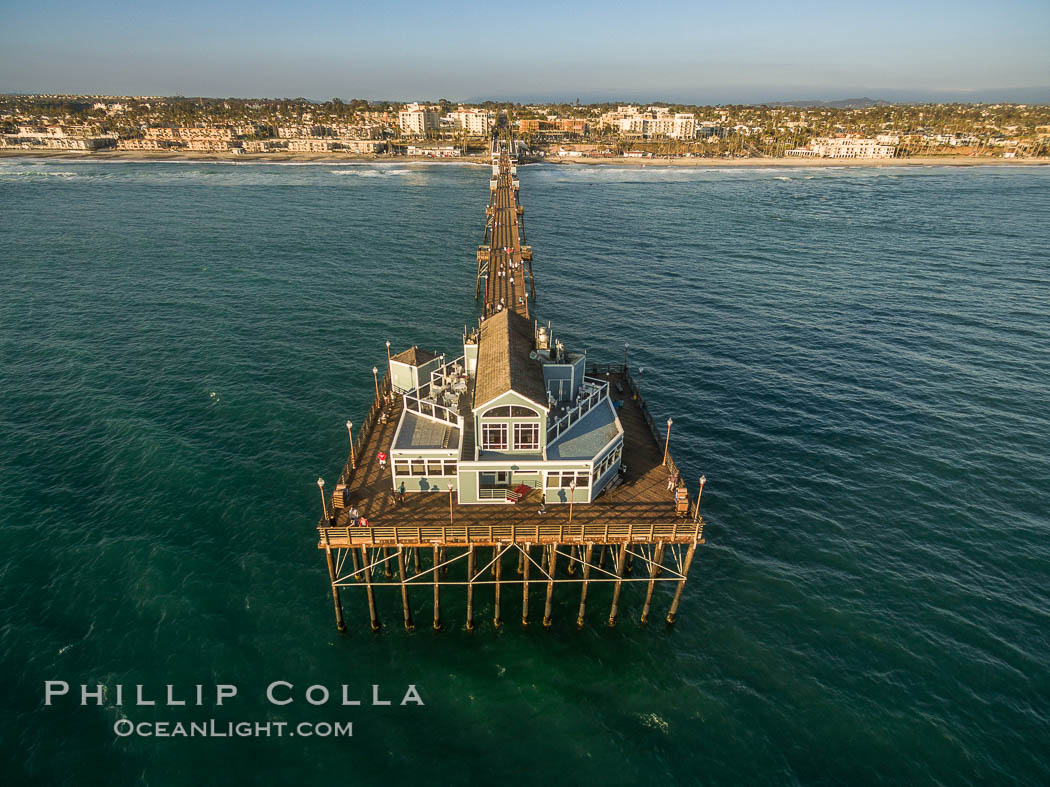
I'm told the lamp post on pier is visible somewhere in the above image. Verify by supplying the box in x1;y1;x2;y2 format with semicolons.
635;367;643;400
372;366;380;400
663;417;673;466
623;343;630;373
317;477;328;522
345;420;356;469
448;483;454;525
694;475;706;523
385;340;391;369
568;480;576;524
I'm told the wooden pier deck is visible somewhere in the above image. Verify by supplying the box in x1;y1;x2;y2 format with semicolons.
319;367;700;548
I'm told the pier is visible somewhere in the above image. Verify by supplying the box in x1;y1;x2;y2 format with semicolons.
316;138;705;632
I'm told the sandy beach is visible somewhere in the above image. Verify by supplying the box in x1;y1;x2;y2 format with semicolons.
2;149;1046;168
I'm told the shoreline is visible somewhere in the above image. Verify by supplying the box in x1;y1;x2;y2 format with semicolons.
1;149;1047;168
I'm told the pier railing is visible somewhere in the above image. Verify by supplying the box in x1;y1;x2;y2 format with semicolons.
318;519;703;548
585;361;704;526
337;370;392;488
546;377;609;443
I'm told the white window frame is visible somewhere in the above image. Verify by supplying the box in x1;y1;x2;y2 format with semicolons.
513;422;540;451
481;422;508;450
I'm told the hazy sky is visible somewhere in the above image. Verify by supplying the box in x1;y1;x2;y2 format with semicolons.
2;0;1048;102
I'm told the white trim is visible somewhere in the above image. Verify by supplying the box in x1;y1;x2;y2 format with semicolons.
472;391;550;414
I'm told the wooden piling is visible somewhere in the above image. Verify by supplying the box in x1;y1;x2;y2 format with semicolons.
576;542;593;628
516;548;524;575
640;542;665;625
666;540;697;624
543;544;558;627
466;544;475;631
324;544;346;633
428;545;441;630
383;547;393;578
521;543;530;626
493;544;503;628
413;546;421;574
397;546;414;631
361;546;380;631
567;545;577;576
608;544;628;627
350;547;361;581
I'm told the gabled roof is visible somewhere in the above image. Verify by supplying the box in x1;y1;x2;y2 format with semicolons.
473;310;548;410
390;346;439;367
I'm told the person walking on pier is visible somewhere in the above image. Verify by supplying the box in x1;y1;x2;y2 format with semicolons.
378;450;387;470
399;480;406;504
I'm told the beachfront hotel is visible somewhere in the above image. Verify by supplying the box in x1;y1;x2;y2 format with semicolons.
786;136;897;158
386;313;624;505
398;102;440;135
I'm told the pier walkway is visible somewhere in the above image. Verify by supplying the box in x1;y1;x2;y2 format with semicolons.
477;149;535;319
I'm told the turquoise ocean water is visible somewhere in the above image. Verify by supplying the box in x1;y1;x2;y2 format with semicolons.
2;158;1048;784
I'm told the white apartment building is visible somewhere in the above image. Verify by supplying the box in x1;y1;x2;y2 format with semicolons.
445;108;494;136
786;137;897;158
600;107;697;139
399;103;440;135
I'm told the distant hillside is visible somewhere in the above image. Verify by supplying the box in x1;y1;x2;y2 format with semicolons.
767;97;891;109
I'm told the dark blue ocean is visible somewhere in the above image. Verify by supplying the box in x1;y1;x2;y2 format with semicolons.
2;158;1048;785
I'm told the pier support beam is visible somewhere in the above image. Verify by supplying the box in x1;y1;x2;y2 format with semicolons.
567;545;577;576
608;544;628;627
543;544;558;628
432;545;442;630
361;546;380;631
640;542;665;625
397;547;414;631
324;544;346;633
383;547;393;579
576;542;593;628
466;545;475;631
666;540;698;625
516;548;524;575
413;547;421;574
350;547;361;581
493;544;503;628
521;543;531;626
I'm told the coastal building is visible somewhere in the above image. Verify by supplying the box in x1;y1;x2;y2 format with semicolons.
116;138;173;151
399;103;440;136
387;311;623;506
787;136;897;158
1;129;116;150
406;145;460;157
446;108;494;136
598;106;697;139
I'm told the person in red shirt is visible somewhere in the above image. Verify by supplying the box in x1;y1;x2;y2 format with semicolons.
378;450;387;469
